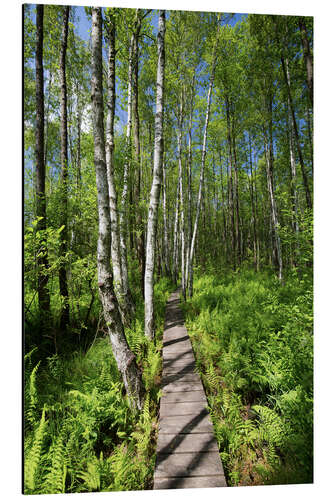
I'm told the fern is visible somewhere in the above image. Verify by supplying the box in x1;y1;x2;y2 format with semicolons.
25;360;41;429
24;405;47;493
42;426;67;494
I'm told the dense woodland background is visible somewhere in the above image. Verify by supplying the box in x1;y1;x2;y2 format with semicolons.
23;3;313;494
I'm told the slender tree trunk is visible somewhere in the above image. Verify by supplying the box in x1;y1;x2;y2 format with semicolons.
280;55;312;210
59;6;70;331
105;10;129;326
144;10;166;340
132;11;145;297
231;122;241;266
44;71;52;170
172;176;180;284
185;77;194;288
176;93;186;299
219;153;228;259
248;136;258;271
225;96;236;269
263;96;283;280
119;25;136;321
188;21;219;297
35;5;50;319
162;158;170;276
298;17;313;107
76;87;82;195
91;7;144;410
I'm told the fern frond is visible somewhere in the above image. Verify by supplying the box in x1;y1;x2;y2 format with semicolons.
24;406;47;493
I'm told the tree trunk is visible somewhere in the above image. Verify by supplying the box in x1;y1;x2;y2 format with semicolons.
59;6;70;331
132;11;145;297
119;22;136;322
105;9;129;326
162;158;170;277
263;96;283;280
35;5;50;319
172;176;180;284
280;54;312;210
185;76;194;289
231;122;241;266
144;10;166;340
188;22;219;297
298;17;313;107
225;95;236;270
91;7;144;410
248;136;259;271
176;92;186;299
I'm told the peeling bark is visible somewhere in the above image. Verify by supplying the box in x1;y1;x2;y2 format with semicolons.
35;4;50;318
91;8;144;410
144;11;166;339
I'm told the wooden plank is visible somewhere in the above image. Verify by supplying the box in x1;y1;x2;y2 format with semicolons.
162;372;202;386
156;432;218;454
161;381;204;393
159;413;214;434
162;390;207;404
154;451;224;478
154;475;227;489
163;352;195;362
160;400;208;418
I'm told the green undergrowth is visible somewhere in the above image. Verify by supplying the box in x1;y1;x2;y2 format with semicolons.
24;277;173;494
182;268;313;486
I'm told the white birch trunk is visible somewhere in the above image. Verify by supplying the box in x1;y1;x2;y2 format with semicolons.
185;77;195;289
264;136;283;281
176;94;186;299
162;159;170;276
91;8;143;410
172;178;180;283
105;11;130;326
144;11;166;340
188;29;219;297
119;22;136;320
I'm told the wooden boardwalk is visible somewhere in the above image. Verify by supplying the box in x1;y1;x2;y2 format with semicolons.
153;290;227;490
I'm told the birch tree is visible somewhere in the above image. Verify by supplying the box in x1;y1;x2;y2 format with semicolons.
35;4;50;319
188;17;220;297
105;9;128;326
91;7;144;410
144;10;166;339
59;6;70;330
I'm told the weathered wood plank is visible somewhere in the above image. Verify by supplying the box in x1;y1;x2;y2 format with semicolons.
154;475;227;489
154;451;224;478
161;390;207;404
162;372;202;386
161;381;204;393
160;400;208;418
159;413;214;434
156;432;218;454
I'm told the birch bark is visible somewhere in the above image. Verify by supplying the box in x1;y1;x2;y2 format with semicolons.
35;4;50;318
91;7;144;410
59;6;70;330
280;55;312;210
188;26;219;297
105;10;128;325
144;11;166;339
119;20;136;320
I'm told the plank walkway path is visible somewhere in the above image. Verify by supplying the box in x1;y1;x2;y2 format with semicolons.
153;290;227;490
